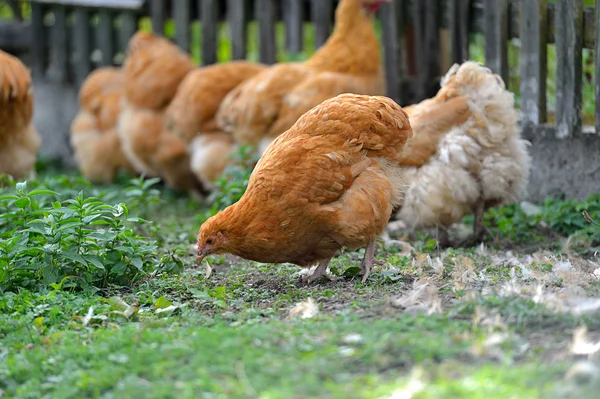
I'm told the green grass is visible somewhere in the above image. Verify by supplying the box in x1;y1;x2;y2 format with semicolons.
2;170;600;398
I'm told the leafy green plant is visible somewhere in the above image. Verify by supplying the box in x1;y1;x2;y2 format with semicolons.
0;181;181;293
204;145;259;219
483;195;600;249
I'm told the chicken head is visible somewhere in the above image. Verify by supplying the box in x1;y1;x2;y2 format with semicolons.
362;0;391;12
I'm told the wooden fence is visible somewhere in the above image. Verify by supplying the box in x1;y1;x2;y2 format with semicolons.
1;0;598;139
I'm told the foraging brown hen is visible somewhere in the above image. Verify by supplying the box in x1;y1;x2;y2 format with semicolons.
197;94;413;283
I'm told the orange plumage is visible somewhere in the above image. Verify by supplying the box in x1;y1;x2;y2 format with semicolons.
163;61;266;189
394;62;531;246
116;32;196;190
0;49;41;180
70;67;135;183
197;93;412;283
216;0;390;155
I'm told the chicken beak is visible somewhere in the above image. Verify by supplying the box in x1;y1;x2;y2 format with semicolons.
196;248;207;264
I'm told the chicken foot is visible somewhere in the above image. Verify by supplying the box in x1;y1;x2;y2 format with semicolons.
360;239;384;283
304;258;333;284
436;227;451;248
457;201;486;247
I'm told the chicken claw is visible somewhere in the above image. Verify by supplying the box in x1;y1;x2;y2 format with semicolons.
303;258;332;285
359;239;381;283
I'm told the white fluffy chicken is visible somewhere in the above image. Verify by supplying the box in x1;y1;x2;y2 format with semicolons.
395;61;531;247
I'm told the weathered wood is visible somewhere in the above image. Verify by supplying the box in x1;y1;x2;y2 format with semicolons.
256;0;276;64
173;0;191;52
50;5;69;83
555;0;583;138
150;0;165;35
284;0;303;53
227;0;247;59
379;0;405;105
0;21;32;52
312;0;332;48
201;0;219;65
449;0;469;63
519;0;547;126
31;0;144;9
483;0;508;84
423;0;441;97
594;0;600;134
411;0;426;99
97;10;114;66
471;1;596;50
30;3;46;77
119;12;138;53
73;8;92;86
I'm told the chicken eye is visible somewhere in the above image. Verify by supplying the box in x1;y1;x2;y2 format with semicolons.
206;238;214;245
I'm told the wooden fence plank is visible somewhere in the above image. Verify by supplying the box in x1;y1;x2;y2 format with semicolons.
284;0;303;53
594;0;600;134
256;0;276;64
484;0;508;84
201;0;218;65
312;0;332;48
449;0;469;63
73;8;92;86
379;0;405;104
97;9;114;66
173;0;191;52
423;0;441;97
30;3;46;77
150;0;165;35
519;0;547;127
555;0;583;138
227;0;247;60
119;12;138;53
50;5;69;83
411;0;426;99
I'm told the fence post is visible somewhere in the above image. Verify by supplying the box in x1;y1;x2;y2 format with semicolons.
379;0;405;105
284;0;303;54
312;0;333;48
227;0;248;60
449;0;469;64
256;0;276;64
150;0;165;35
97;10;114;67
73;8;92;86
483;0;508;84
519;0;547;133
201;0;218;65
173;0;191;53
555;0;583;138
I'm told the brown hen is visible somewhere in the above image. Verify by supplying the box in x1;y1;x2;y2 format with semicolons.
216;0;390;155
197;94;413;283
116;32;197;191
0;50;41;180
164;61;266;189
70;67;136;183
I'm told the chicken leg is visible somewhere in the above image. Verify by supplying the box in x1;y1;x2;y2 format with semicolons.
457;201;486;247
437;227;451;248
360;239;384;283
304;258;332;284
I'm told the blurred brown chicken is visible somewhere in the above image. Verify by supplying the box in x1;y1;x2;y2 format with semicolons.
70;67;135;183
0;50;41;180
164;61;266;189
216;0;390;155
116;32;197;191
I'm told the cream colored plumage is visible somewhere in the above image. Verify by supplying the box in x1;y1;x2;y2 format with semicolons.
395;61;531;246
